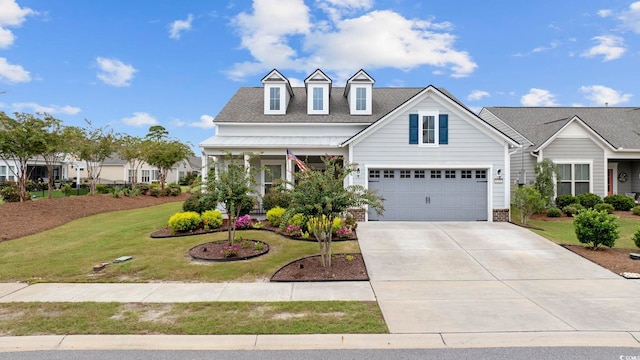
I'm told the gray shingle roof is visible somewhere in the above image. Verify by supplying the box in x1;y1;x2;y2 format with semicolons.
484;107;640;149
214;87;425;124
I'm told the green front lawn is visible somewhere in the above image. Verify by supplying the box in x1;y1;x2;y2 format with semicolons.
525;212;640;249
0;202;359;283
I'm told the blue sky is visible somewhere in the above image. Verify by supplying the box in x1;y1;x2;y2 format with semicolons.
1;0;639;151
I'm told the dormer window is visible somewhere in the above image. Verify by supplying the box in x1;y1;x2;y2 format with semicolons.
356;87;367;111
270;87;281;111
261;69;293;115
345;69;374;115
313;87;323;111
305;69;331;115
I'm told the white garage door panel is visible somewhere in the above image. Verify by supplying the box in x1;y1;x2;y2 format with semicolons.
368;169;488;221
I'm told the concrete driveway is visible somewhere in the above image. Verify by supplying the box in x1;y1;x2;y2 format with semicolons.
358;222;640;334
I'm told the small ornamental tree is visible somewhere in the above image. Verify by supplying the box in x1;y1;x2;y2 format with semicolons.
534;159;559;208
40;115;66;199
573;209;619;250
118;135;146;189
512;185;545;224
144;126;193;190
287;156;384;267
206;153;259;245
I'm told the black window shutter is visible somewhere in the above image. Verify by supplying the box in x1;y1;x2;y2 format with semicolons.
439;114;448;144
409;114;418;144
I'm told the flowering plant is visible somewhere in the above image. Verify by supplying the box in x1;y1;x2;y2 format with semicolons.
221;245;239;258
284;224;302;237
336;226;353;239
234;215;252;229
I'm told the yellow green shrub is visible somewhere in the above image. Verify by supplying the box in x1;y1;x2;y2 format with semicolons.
168;211;201;233
201;210;223;229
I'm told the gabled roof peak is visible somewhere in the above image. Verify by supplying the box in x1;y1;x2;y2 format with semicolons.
304;69;332;84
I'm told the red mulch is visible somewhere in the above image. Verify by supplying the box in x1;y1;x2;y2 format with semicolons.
0;193;188;242
271;253;368;282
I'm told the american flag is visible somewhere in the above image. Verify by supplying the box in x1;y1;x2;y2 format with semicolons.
286;149;308;171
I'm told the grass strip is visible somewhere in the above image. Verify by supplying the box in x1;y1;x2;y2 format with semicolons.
0;301;387;335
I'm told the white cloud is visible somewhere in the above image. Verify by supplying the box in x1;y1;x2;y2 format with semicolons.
580;85;632;106
597;9;612;17
12;102;81;115
0;57;30;83
188;115;216;129
467;90;489;101
532;40;560;53
581;35;626;61
619;1;640;33
521;88;558;106
0;0;34;49
122;112;158;126
96;57;137;87
169;14;193;40
228;0;476;80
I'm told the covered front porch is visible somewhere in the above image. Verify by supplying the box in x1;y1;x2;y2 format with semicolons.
608;159;640;200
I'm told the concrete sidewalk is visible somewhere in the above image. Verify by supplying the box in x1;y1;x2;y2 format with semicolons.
0;281;375;303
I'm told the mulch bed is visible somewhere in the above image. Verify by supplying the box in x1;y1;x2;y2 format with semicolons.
188;240;269;261
271;253;368;282
564;245;640;277
0;193;188;242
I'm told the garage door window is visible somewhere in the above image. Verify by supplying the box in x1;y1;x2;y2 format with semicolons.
461;170;472;178
414;170;425;178
400;170;411;178
369;170;380;178
383;170;394;178
430;170;441;178
445;170;456;179
476;170;486;179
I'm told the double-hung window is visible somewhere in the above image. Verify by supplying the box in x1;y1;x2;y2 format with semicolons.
141;170;150;183
356;87;366;111
269;87;280;111
151;169;159;182
421;115;436;144
312;87;323;111
557;163;590;196
128;170;136;183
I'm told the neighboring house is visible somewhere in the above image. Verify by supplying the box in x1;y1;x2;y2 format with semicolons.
0;156;65;183
88;155;201;185
479;107;640;199
200;69;519;221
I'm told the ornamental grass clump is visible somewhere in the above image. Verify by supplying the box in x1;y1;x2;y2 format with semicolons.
167;211;202;233
573;209;619;250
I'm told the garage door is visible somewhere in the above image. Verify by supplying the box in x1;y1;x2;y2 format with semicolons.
368;169;488;221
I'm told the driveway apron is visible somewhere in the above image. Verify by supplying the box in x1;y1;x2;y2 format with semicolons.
357;222;640;334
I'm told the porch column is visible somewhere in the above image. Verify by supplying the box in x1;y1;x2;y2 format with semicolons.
201;153;208;186
285;155;293;189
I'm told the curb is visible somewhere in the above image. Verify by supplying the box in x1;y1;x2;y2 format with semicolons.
1;332;639;352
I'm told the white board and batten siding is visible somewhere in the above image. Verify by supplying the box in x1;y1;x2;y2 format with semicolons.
350;95;510;220
542;138;605;197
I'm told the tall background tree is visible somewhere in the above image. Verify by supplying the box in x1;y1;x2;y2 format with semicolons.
40;115;67;199
118;135;146;189
0;112;57;202
287;157;384;267
66;121;119;196
144;125;193;189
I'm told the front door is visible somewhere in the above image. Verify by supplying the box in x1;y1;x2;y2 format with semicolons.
607;168;613;196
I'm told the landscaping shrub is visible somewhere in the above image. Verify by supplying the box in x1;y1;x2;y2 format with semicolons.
603;194;636;211
332;217;343;233
182;193;218;214
95;184;110;194
576;193;602;209
266;206;286;226
287;213;307;230
546;207;562;217
235;214;252;229
166;183;182;196
573;209;619;250
633;227;640;249
0;184;21;202
201;210;223;229
61;183;73;197
633;206;640;216
149;188;169;197
262;181;293;211
136;183;151;194
512;186;545;224
562;203;584;216
555;194;577;209
167;211;202;233
594;203;615;214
